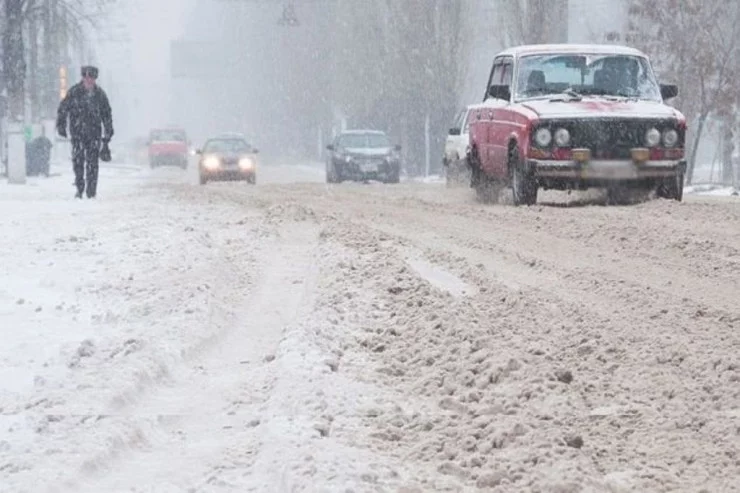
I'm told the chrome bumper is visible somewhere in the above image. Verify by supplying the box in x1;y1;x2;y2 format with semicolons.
527;159;686;180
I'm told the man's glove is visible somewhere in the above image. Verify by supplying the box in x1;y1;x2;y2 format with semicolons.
57;126;67;139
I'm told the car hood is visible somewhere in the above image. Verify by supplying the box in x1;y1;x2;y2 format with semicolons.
521;98;682;120
206;151;254;158
344;147;393;157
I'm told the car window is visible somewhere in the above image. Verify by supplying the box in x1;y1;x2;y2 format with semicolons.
337;133;391;149
501;61;513;86
203;139;251;153
151;130;186;142
463;109;473;134
515;53;661;101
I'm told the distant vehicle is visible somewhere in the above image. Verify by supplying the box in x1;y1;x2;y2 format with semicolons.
148;127;189;169
325;130;402;184
468;43;686;205
196;135;258;185
443;107;474;187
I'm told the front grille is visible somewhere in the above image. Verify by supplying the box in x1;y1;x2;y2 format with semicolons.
535;119;684;159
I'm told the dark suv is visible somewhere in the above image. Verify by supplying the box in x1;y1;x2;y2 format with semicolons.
326;130;402;183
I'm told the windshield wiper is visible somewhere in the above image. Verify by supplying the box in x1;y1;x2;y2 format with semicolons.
548;88;583;102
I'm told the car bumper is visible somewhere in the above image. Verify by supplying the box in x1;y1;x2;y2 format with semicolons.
338;161;399;180
201;168;255;180
150;154;187;165
526;159;686;181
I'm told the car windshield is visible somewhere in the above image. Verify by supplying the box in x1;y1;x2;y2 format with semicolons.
515;53;662;102
338;133;391;149
203;139;251;153
151;130;186;142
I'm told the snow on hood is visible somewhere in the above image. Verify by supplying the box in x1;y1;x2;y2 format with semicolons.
521;98;681;120
344;147;393;157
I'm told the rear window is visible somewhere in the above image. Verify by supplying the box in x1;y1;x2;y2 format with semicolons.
151;130;186;142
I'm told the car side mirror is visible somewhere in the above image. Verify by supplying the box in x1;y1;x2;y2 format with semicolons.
394;144;402;151
448;127;461;136
488;85;511;101
660;84;678;100
326;144;335;151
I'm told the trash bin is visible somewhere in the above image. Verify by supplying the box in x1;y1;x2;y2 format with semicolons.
26;135;53;176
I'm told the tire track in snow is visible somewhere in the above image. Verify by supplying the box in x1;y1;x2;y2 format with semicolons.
57;222;321;493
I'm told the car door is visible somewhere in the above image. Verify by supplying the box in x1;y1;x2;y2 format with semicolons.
480;58;510;175
445;110;466;162
489;56;514;177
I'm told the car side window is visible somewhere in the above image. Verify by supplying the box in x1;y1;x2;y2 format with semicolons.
501;59;513;86
462;110;472;134
455;110;466;129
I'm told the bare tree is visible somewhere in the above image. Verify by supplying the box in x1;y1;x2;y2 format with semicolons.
628;0;740;184
329;0;472;175
1;0;117;123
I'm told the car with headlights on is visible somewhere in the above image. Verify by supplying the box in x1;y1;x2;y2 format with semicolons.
196;135;258;185
467;44;686;205
325;130;402;183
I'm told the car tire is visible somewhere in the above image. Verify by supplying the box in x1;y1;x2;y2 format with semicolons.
326;164;336;183
658;171;684;202
199;174;207;185
510;146;537;206
247;175;256;185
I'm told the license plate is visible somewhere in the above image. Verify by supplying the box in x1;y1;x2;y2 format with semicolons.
360;163;378;172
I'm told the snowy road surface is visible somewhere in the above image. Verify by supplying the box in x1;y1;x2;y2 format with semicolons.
1;159;740;493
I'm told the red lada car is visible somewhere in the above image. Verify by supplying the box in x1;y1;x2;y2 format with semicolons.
148;127;189;169
467;44;686;205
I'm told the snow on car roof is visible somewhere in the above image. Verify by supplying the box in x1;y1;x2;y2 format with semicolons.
341;129;387;135
498;43;647;58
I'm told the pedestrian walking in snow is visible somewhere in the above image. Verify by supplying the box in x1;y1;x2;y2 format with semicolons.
56;65;114;199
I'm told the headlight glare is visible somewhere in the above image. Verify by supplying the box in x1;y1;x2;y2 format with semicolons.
203;156;220;170
239;157;255;169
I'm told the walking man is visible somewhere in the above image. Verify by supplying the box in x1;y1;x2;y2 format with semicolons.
56;65;114;199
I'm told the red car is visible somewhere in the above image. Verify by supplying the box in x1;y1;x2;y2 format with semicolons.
467;44;686;205
148;128;189;169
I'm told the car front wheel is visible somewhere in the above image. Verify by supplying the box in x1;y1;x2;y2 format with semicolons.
510;147;537;206
657;171;684;202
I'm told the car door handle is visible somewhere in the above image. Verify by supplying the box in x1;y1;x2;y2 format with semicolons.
488;110;494;120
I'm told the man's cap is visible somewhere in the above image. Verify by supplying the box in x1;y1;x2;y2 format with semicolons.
81;66;99;79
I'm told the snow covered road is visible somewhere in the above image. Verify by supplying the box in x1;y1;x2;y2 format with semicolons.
2;160;740;492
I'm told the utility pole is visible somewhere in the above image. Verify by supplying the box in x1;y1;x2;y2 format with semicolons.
29;0;40;122
3;0;27;183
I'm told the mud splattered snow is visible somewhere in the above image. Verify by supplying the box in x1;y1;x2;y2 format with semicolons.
2;162;740;492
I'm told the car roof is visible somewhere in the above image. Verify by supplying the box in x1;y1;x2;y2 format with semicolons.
339;129;387;135
497;43;647;58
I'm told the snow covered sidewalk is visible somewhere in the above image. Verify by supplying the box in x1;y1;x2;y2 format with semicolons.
0;164;440;492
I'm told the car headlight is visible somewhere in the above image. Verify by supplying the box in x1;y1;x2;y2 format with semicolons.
535;128;552;147
239;157;255;169
645;128;661;147
203;156;220;170
554;128;571;147
663;129;679;148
